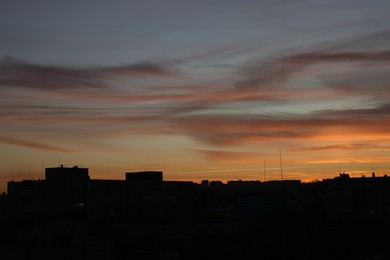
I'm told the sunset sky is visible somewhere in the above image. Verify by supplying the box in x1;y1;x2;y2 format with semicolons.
1;0;390;192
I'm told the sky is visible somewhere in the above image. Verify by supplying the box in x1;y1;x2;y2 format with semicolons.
1;0;390;192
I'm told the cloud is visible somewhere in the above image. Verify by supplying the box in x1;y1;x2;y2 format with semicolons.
4;102;388;148
314;103;390;118
233;30;390;94
0;136;75;152
193;148;265;162
290;143;390;152
282;50;390;63
234;49;390;90
0;56;180;91
170;115;308;145
319;70;390;99
169;101;390;145
1;31;390;152
95;61;179;77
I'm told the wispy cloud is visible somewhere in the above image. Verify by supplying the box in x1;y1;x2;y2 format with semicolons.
235;49;390;91
193;148;265;163
314;103;390;118
1;31;390;152
283;50;390;63
233;30;390;99
0;136;75;152
0;56;180;91
290;143;390;152
169;102;390;145
2;102;389;150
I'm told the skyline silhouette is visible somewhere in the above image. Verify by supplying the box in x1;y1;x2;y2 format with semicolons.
2;165;390;259
1;159;389;194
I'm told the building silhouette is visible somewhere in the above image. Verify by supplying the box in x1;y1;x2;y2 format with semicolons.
2;167;390;260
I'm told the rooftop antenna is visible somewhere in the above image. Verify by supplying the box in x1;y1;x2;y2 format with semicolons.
279;147;284;181
41;160;44;179
263;159;266;182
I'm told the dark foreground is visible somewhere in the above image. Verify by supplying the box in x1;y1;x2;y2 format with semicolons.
1;167;390;260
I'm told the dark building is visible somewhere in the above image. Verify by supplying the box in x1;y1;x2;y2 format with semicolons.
7;179;45;213
7;168;194;217
4;168;390;260
7;165;90;214
90;179;127;219
126;171;163;182
45;165;90;213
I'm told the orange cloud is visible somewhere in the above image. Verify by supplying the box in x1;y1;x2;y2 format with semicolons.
290;143;390;152
0;137;75;152
193;148;265;163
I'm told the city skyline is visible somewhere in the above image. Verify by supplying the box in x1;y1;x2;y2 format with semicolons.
4;163;390;259
1;0;390;192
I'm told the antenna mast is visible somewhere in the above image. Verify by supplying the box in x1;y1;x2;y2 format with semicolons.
263;159;266;182
41;160;44;179
279;147;284;181
338;164;340;174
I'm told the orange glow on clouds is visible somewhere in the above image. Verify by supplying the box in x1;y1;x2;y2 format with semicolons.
1;21;390;192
